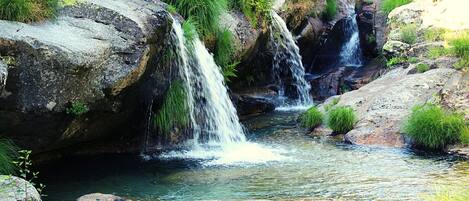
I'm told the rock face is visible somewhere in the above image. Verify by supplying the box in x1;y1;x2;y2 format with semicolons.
319;67;461;147
356;0;378;57
0;60;6;91
0;0;174;158
77;193;127;201
0;175;41;201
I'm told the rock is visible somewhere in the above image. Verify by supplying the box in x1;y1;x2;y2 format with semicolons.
383;40;410;58
0;60;6;91
357;0;378;57
447;145;469;159
0;175;41;201
0;0;174;158
77;193;128;201
388;2;424;28
319;67;460;147
219;11;260;59
232;91;276;116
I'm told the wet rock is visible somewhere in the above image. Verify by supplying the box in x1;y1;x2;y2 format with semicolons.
232;92;276;116
357;0;378;57
0;60;6;91
77;193;128;201
319;67;460;147
0;0;173;158
219;11;260;59
0;175;41;201
447;145;469;159
383;40;410;58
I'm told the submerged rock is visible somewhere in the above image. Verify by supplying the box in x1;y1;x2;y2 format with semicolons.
77;193;128;201
0;175;41;201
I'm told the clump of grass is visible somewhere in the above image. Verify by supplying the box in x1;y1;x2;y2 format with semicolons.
239;0;273;28
424;28;446;42
182;19;198;46
381;0;412;15
322;0;337;21
164;0;227;38
299;106;324;129
0;139;17;175
400;24;418;44
166;4;177;14
386;56;407;67
154;80;189;134
66;101;89;116
327;106;357;134
403;104;468;150
427;46;451;59
449;34;469;69
214;28;239;82
416;63;430;73
408;57;419;63
0;0;58;22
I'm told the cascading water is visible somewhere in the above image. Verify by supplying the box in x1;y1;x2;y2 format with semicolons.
160;18;285;165
270;11;313;110
339;14;363;67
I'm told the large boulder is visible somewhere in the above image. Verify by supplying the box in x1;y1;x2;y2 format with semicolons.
0;175;41;201
0;0;174;158
319;67;461;147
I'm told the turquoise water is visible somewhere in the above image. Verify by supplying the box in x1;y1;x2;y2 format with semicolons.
41;112;469;200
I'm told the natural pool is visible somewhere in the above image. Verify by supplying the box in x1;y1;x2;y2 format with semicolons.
40;111;469;200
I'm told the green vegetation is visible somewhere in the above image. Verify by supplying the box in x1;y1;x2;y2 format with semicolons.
427;46;451;59
299;106;324;129
416;63;430;73
449;34;469;69
13;150;45;195
166;4;177;14
403;104;469;150
322;0;337;21
381;0;412;15
324;97;340;112
154;80;189;134
0;139;17;175
182;19;198;45
164;0;227;38
214;28;239;81
424;28;446;42
66;101;89;116
327;106;357;134
0;0;58;22
386;56;407;67
400;24;418;44
237;0;273;28
408;57;419;64
366;34;376;44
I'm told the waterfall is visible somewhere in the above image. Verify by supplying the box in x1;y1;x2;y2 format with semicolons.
159;18;284;165
270;11;313;110
339;14;363;67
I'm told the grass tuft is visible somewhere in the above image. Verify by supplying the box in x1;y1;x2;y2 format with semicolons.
0;0;58;22
322;0;337;21
0;139;17;175
66;101;89;116
400;24;418;44
182;19;198;46
327;106;357;134
449;34;469;69
381;0;412;15
403;104;468;150
299;106;324;129
416;63;430;73
214;28;239;82
386;56;407;67
238;0;273;28
154;80;189;134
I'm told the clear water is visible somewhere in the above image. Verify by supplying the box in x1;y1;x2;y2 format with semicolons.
270;11;313;109
339;14;364;67
41;111;469;201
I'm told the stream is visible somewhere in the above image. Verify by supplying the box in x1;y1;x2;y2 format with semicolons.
40;111;469;200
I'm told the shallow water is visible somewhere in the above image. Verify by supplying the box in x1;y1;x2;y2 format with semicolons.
41;111;469;201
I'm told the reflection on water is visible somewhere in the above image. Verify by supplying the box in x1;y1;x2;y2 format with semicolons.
40;111;469;201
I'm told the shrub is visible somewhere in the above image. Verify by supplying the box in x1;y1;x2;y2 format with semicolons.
0;0;58;22
154;80;189;134
164;0;227;38
400;24;418;44
66;101;89;116
416;63;430;73
327;106;357;134
0;139;17;175
239;0;272;28
403;104;468;150
299;106;324;129
381;0;412;15
322;0;337;21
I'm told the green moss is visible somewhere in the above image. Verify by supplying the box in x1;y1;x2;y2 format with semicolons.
0;139;17;175
66;101;89;116
327;106;357;134
381;0;412;15
403;104;468;150
154;80;189;134
416;63;430;73
400;24;418;44
0;0;58;22
322;0;337;21
299;106;324;129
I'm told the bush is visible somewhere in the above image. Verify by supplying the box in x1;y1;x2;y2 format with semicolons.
0;139;17;175
400;24;418;44
381;0;412;15
322;0;337;21
403;104;468;150
416;63;430;73
0;0;58;22
327;106;357;134
164;0;227;38
66;101;89;116
238;0;272;28
154;80;189;134
299;106;324;129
